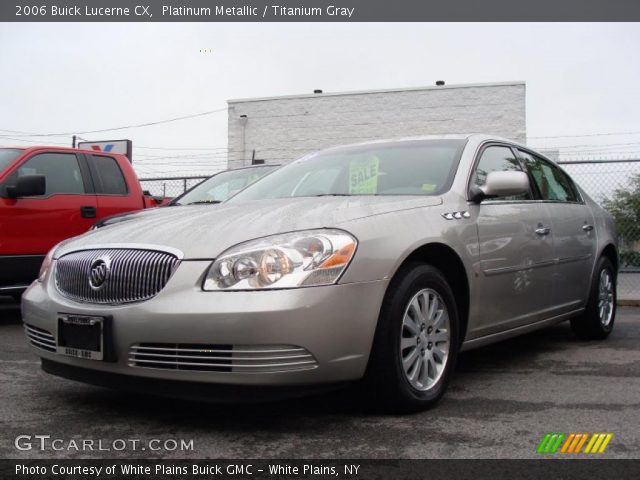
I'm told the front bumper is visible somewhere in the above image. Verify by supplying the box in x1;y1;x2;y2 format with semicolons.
22;260;388;388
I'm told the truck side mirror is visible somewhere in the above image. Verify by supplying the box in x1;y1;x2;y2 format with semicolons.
6;175;46;198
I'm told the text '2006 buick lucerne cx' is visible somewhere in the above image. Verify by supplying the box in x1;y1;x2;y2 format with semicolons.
21;134;618;411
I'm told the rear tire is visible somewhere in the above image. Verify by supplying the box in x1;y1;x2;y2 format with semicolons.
365;263;459;412
570;256;616;340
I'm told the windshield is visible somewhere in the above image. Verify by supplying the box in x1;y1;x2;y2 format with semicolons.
229;140;465;202
172;165;277;205
0;148;24;172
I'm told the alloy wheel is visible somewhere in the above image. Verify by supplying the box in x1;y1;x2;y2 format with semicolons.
598;269;614;327
399;288;450;391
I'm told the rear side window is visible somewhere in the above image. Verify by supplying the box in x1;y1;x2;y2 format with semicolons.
518;150;579;202
89;155;128;195
14;153;85;195
473;145;531;201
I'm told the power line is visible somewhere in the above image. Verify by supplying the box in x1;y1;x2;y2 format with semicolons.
0;107;227;138
528;130;640;140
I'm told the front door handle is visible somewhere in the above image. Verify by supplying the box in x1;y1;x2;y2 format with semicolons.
535;227;551;236
80;206;96;218
582;224;594;232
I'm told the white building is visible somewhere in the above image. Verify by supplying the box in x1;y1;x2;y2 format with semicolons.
226;81;526;168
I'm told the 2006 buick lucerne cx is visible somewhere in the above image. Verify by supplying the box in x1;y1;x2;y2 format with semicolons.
22;134;618;411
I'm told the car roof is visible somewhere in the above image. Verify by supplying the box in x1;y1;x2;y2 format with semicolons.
303;133;533;156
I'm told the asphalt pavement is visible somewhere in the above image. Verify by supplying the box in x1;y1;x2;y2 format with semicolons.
1;296;638;459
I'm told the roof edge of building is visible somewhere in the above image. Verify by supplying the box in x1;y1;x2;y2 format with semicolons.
227;81;526;104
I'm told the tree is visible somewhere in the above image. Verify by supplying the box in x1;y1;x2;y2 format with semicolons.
602;173;640;266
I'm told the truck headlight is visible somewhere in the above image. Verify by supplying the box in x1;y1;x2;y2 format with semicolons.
203;229;357;290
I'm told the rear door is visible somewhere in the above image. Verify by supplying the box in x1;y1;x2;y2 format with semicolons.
469;144;555;337
0;151;97;255
517;150;596;312
85;153;144;218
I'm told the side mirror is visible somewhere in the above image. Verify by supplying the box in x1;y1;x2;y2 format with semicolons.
6;175;46;198
470;171;529;203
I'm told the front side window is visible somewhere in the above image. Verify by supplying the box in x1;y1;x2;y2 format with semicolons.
89;155;128;195
229;140;465;202
473;145;531;201
13;153;85;195
518;150;579;202
0;148;24;172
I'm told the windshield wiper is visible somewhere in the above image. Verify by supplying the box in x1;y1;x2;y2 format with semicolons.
308;193;352;197
185;200;222;205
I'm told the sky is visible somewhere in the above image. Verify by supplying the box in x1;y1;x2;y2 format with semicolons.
1;22;639;179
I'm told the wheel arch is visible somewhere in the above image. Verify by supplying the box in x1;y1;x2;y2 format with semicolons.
390;242;470;344
600;243;619;276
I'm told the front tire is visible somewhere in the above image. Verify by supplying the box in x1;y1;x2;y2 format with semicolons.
365;263;459;412
570;256;616;340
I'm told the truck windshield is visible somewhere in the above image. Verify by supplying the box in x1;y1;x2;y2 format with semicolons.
172;165;277;205
0;148;24;172
228;139;465;202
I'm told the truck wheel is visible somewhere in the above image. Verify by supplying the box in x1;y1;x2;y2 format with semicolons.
570;256;616;340
365;263;459;412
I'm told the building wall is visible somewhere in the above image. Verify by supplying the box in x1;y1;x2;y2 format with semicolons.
227;81;526;169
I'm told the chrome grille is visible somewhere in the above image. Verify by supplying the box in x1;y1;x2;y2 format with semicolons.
24;324;56;352
55;248;180;304
129;344;318;373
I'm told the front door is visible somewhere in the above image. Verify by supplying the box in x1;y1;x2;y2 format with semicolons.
0;151;97;256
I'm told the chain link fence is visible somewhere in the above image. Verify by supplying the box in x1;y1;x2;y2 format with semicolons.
139;159;640;300
558;159;640;300
139;175;209;198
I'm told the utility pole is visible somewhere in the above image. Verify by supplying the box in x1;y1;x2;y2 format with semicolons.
72;135;76;148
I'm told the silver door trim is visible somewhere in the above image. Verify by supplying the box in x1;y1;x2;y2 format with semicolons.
483;260;555;276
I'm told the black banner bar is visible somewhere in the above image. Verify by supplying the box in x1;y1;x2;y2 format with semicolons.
2;0;640;22
3;459;640;480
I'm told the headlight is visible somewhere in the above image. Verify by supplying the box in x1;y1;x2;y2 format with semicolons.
38;238;75;282
37;248;55;282
203;229;357;291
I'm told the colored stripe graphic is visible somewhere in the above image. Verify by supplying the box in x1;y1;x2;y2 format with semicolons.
540;433;613;454
574;433;589;453
537;433;566;454
537;433;552;454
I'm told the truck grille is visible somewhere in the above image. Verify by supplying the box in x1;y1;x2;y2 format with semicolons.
24;324;56;352
55;248;180;304
129;343;318;373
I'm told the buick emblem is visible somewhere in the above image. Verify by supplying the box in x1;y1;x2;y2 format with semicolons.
89;256;111;290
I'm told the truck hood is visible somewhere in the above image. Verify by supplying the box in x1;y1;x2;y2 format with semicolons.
57;196;442;259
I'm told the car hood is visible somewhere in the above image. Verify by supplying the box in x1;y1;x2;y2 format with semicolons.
99;206;171;225
57;196;442;259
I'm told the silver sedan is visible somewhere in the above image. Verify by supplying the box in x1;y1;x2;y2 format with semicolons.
22;134;618;411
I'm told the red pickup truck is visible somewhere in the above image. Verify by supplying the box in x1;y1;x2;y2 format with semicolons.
0;146;161;299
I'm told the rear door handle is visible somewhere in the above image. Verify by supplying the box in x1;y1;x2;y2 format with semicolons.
80;206;96;218
535;227;551;236
582;224;594;232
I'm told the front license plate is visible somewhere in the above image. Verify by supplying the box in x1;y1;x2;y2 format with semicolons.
56;315;104;361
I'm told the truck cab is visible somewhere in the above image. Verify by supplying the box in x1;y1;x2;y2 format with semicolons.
0;146;156;299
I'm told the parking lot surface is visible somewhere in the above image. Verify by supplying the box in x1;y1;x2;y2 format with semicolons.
1;297;638;459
